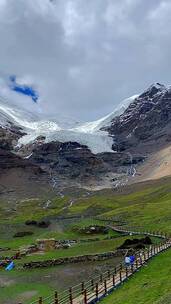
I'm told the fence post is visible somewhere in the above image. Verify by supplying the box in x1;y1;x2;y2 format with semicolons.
69;288;73;304
151;247;153;256
81;282;85;293
96;283;99;298
114;267;117;275
91;279;94;290
38;297;42;304
119;270;122;282
84;289;87;304
131;263;134;273
112;274;115;286
104;279;107;294
125;267;128;278
54;291;58;304
139;253;143;266
147;249;150;259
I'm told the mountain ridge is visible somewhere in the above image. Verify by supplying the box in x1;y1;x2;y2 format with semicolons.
0;93;139;154
1;82;171;193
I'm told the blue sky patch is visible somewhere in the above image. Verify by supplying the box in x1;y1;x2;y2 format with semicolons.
9;75;38;102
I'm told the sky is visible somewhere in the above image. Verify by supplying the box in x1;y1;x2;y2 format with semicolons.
0;0;171;121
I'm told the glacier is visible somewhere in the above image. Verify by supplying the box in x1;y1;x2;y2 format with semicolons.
0;94;138;154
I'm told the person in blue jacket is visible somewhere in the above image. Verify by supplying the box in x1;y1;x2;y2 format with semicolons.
5;261;15;271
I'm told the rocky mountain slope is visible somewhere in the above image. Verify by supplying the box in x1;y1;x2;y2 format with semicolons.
0;122;52;200
1;82;171;194
108;83;171;153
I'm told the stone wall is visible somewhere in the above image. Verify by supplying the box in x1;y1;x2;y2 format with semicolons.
23;250;124;269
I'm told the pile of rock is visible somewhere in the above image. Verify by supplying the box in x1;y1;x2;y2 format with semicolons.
18;238;77;257
36;239;76;251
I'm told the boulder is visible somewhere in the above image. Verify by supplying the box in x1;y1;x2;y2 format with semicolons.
25;220;38;226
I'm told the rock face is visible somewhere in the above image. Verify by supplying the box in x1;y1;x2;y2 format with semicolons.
0;125;24;150
31;141;106;177
0;124;43;177
107;83;171;153
0;126;52;200
28;140;145;189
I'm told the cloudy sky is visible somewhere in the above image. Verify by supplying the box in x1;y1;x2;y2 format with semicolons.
0;0;171;121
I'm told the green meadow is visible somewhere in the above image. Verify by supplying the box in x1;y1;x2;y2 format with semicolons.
1;176;171;303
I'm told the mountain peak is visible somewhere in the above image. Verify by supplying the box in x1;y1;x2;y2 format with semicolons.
150;82;166;89
139;83;166;100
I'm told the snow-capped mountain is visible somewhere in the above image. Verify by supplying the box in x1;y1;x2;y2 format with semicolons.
1;82;171;193
72;95;138;134
107;82;171;150
0;94;138;154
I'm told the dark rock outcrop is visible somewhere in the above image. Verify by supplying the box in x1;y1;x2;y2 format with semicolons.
118;236;152;249
0;127;53;200
29;141;112;185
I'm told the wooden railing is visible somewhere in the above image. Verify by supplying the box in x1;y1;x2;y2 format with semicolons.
26;227;171;304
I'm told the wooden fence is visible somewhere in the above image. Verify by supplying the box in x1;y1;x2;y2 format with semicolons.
25;227;171;304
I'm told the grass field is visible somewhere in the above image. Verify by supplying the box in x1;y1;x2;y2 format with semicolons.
68;178;171;232
1;176;171;303
17;235;160;264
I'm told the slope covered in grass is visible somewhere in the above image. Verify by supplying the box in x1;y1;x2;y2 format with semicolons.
102;249;171;304
68;177;171;233
1;176;171;303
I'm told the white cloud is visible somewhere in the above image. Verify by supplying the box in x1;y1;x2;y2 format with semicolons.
0;0;171;121
148;1;171;36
